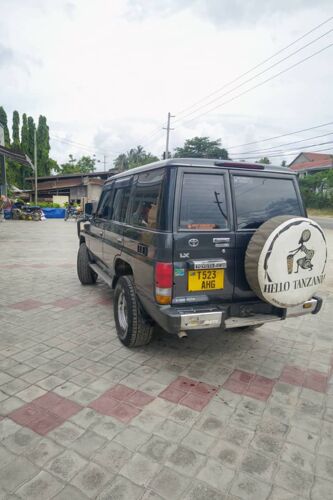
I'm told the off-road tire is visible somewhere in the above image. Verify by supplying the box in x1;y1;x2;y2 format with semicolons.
77;243;97;285
114;275;153;347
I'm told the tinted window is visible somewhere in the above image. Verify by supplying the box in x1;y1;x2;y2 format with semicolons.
179;173;228;230
129;169;164;229
112;186;131;222
233;175;302;229
96;189;113;218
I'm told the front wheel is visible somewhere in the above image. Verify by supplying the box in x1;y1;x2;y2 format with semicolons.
77;243;97;285
114;276;153;347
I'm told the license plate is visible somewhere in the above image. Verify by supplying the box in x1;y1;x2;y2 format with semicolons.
188;269;224;292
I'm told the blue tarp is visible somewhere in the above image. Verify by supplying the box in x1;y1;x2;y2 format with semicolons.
42;208;66;219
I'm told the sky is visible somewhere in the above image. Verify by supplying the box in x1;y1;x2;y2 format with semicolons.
0;0;333;169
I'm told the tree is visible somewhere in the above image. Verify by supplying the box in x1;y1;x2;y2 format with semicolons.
36;115;51;176
113;146;159;171
174;137;229;159
21;113;29;154
257;157;271;164
12;111;20;149
114;153;129;172
59;154;96;174
27;116;36;161
8;111;21;187
20;113;31;189
0;106;10;146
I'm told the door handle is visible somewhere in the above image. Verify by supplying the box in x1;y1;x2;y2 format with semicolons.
213;238;230;243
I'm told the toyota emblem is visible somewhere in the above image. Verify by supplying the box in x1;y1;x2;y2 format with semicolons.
188;238;199;248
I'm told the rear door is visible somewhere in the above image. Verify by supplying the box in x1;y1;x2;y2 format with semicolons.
103;178;132;271
87;186;113;262
172;168;235;305
230;171;305;300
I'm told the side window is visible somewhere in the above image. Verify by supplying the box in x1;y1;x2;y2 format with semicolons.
129;169;165;229
96;188;113;219
111;186;131;222
179;173;228;230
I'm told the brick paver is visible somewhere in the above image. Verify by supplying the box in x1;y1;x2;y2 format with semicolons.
0;220;332;499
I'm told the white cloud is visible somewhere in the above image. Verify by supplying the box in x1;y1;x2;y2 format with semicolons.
0;0;332;167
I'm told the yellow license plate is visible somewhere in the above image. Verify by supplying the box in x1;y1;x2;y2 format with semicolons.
188;269;224;292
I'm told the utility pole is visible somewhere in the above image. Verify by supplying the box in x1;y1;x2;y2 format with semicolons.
103;154;106;172
34;127;38;205
163;112;175;159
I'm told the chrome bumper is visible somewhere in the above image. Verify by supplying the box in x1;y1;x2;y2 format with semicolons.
178;297;320;330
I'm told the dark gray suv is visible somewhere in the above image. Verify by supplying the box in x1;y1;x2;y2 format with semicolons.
77;159;326;347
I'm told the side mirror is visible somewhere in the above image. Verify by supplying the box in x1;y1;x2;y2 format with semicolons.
84;202;93;216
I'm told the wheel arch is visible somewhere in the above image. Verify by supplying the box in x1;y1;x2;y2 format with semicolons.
112;257;133;289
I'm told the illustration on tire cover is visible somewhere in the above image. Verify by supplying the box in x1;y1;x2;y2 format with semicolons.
286;229;314;274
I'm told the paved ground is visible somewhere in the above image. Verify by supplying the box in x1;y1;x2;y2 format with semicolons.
0;219;332;500
312;216;333;231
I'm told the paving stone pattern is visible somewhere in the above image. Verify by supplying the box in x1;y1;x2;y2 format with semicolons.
0;220;333;499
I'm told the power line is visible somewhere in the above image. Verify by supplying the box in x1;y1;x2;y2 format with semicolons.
175;16;333;119
174;31;333;126
50;135;100;154
232;131;333;156
234;140;333;160
175;43;333;127
227;121;333;150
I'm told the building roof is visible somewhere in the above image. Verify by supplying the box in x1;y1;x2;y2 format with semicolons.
0;145;32;167
289;152;333;172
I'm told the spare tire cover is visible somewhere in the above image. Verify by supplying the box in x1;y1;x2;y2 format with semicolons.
245;215;327;308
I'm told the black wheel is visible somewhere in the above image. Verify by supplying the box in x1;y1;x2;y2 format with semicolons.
77;243;97;285
114;275;153;347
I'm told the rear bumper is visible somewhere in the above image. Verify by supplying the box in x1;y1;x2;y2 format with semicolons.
143;296;322;334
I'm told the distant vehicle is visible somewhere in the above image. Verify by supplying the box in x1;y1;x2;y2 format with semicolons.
76;158;327;347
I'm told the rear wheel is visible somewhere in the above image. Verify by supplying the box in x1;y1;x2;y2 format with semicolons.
114;275;153;347
77;243;97;285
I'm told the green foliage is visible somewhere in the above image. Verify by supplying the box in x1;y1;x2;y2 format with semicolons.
59;154;96;174
21;113;29;154
12;111;20;149
174;137;229;159
37;201;61;208
0;106;10;146
257;157;271;164
113;146;159;171
299;170;333;209
37;115;51;176
27;116;35;160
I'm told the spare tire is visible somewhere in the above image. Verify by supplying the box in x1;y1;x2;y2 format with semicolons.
245;216;327;308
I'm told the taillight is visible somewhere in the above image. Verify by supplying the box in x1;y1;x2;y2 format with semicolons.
155;262;173;305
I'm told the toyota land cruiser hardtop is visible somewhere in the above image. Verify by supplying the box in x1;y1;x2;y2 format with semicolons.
77;158;327;347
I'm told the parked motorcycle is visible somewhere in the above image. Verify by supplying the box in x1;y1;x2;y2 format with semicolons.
64;207;78;221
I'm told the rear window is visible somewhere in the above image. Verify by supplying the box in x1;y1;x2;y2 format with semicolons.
179;173;228;230
233;175;302;229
